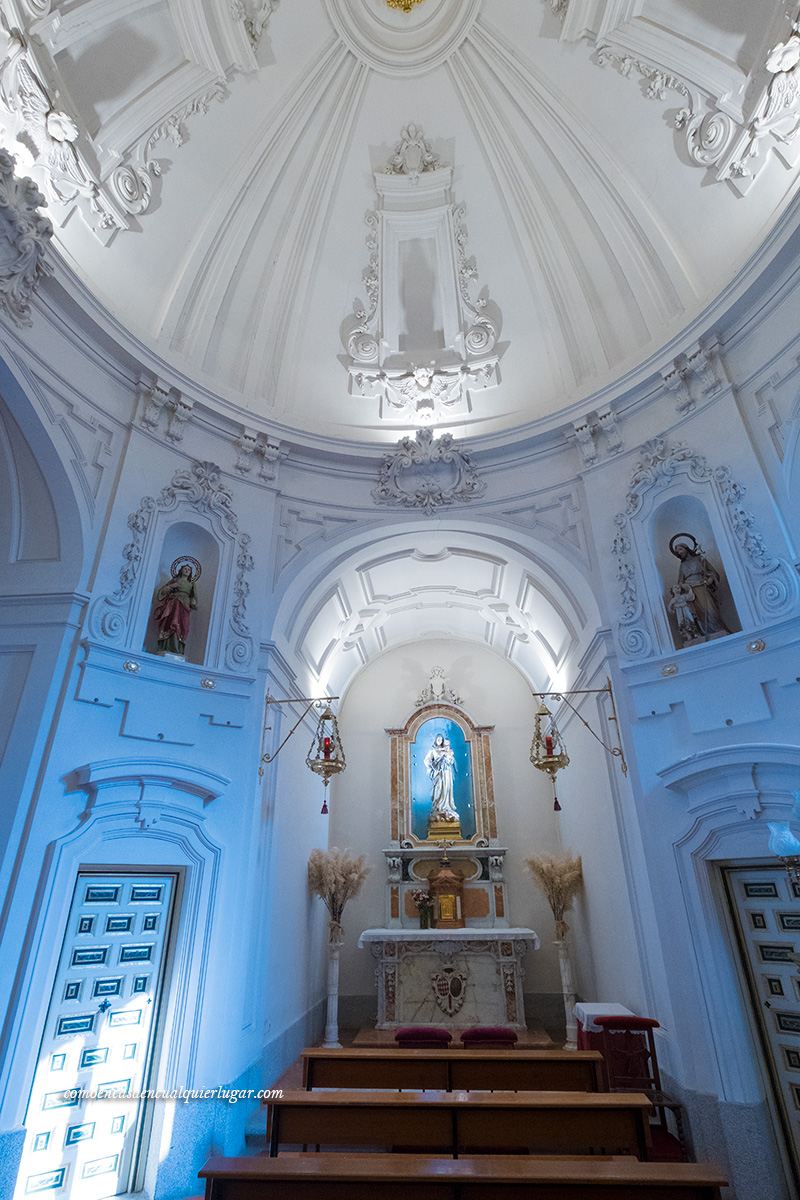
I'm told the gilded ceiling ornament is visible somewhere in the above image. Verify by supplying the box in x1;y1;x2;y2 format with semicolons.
385;0;427;11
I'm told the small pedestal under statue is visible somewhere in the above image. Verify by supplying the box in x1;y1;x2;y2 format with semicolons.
429;851;465;929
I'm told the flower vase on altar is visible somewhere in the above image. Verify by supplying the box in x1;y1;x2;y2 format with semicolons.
412;888;434;929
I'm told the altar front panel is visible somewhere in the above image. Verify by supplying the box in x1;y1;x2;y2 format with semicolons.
359;929;538;1030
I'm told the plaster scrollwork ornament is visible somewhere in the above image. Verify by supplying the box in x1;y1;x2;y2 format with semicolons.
613;439;798;659
165;396;193;444
89;462;255;672
0;147;52;324
416;665;463;708
0;22;120;236
113;83;229;220
372;429;485;515
231;0;281;48
724;22;800;184
342;126;503;425
384;123;438;182
226;533;255;670
661;342;724;414
611;511;651;659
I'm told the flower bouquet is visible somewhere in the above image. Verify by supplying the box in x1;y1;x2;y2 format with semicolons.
411;887;435;928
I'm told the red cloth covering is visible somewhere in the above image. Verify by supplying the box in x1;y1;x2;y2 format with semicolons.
460;1027;518;1047
394;1027;452;1048
594;1016;660;1031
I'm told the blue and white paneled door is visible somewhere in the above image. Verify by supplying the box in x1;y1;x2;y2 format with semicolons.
723;866;800;1193
16;873;177;1200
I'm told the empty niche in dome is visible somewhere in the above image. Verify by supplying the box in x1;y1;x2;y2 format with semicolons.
651;496;740;651
143;521;220;665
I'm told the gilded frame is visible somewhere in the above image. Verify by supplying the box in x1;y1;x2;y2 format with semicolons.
387;703;497;846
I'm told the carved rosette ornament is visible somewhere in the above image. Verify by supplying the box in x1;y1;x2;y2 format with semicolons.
372;429;485;514
0;147;52;324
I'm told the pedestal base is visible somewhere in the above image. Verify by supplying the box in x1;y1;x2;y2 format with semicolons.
427;818;462;839
358;928;539;1030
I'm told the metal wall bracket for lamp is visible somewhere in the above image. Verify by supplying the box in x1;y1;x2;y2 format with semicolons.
530;677;627;812
259;693;345;813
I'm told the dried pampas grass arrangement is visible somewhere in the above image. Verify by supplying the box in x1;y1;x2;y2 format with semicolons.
526;853;583;940
308;847;371;941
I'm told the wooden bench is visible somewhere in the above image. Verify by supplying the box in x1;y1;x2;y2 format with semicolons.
299;1047;606;1093
200;1153;727;1199
264;1090;653;1158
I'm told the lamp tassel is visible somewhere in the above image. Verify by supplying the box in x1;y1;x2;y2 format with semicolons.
321;796;328;815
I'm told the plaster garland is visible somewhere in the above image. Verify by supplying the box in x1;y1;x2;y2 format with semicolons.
0;146;52;325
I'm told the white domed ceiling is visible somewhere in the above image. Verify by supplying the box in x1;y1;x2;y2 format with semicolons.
2;0;799;443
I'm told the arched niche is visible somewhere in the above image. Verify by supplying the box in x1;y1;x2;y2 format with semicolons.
651;494;741;650
142;520;220;664
0;359;84;594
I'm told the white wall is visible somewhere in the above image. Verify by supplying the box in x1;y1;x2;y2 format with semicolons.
331;637;596;1016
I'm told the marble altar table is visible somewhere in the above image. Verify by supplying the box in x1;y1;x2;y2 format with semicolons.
358;928;539;1030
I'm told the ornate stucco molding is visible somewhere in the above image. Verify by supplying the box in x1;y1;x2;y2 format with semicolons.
0;146;52;324
342;125;503;425
0;8;245;240
231;0;281;49
415;665;463;708
590;14;800;195
612;439;798;659
372;428;485;514
89;461;254;671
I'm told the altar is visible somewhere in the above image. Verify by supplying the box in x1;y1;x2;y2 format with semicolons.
360;670;539;1032
359;928;539;1030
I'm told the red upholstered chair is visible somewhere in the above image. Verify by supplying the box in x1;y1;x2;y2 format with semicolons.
594;1015;688;1161
460;1027;518;1049
394;1026;452;1049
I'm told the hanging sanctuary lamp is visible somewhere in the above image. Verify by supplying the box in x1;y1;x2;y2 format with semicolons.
260;694;346;813
530;701;570;811
530;678;627;811
305;703;346;812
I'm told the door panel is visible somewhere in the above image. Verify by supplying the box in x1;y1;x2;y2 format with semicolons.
723;865;800;1193
16;872;176;1200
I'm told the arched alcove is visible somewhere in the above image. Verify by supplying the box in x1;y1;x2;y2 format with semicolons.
142;521;220;664
651;494;740;649
0;358;85;595
331;636;566;1029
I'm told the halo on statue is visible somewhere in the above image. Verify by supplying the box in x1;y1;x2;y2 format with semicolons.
170;555;202;581
669;532;699;559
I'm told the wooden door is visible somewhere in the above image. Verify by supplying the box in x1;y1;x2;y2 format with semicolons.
16;871;177;1200
722;864;800;1194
